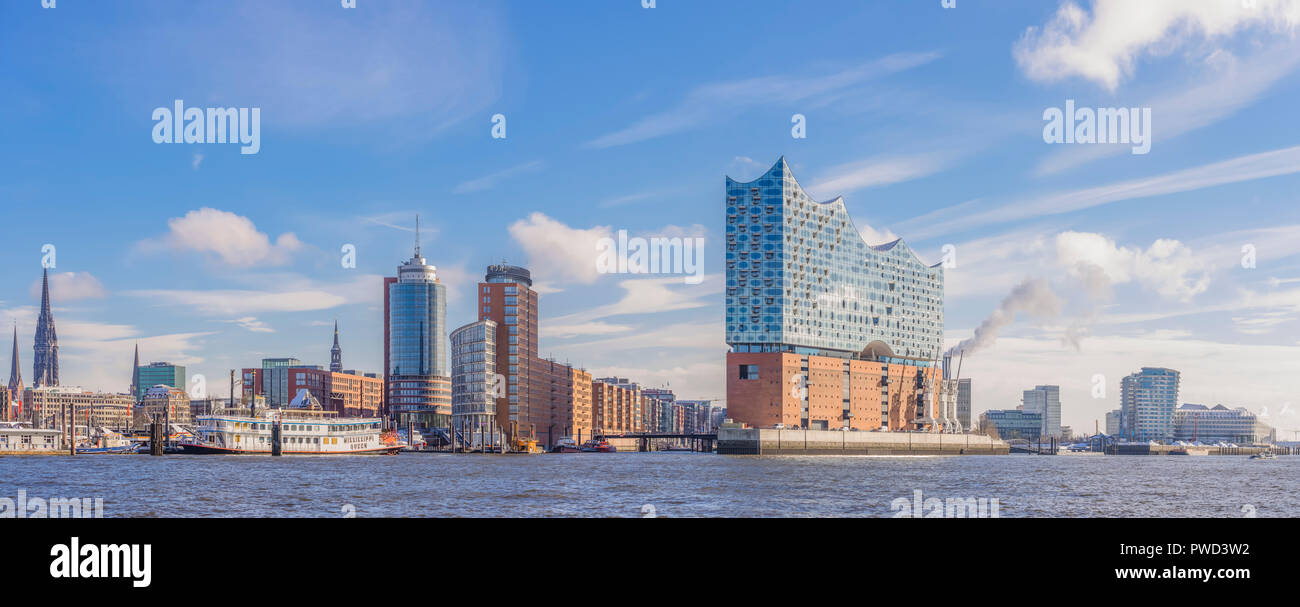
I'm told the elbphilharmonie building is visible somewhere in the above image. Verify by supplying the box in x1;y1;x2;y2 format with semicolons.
725;158;953;432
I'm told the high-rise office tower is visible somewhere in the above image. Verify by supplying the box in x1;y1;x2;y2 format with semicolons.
384;221;451;428
1120;367;1180;442
32;268;59;387
725;158;945;431
477;263;539;439
1022;385;1061;439
957;378;972;430
135;362;186;402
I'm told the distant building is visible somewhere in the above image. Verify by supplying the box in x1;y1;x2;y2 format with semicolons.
1173;404;1274;444
136;362;186;401
1022;385;1061;439
593;377;643;435
246;358;301;408
957;378;971;430
138;385;192;428
1105;409;1122;436
385;224;451;428
980;409;1042;442
24;386;134;431
450;319;498;439
1121;367;1180;441
242;359;382;417
533;358;593;445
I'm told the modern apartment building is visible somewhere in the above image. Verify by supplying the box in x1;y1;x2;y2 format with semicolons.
1172;404;1274;444
1022;385;1061;439
1120;367;1180;441
725;158;946;432
385;234;451;428
450;319;498;439
592;377;642;435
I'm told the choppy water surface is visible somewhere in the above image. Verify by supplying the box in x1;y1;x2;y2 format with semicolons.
2;453;1294;517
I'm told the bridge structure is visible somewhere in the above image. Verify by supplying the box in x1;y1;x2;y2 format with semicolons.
593;432;718;453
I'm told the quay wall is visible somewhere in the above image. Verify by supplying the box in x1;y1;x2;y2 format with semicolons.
717;427;1008;455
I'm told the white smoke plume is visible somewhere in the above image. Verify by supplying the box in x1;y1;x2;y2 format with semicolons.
949;278;1063;357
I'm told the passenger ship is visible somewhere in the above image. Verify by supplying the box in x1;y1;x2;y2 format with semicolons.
179;391;404;455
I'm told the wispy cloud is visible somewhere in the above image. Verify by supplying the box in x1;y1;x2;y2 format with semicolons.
902;145;1300;241
806;151;953;197
453;160;544;194
1034;40;1300;175
583;51;941;149
219;317;275;333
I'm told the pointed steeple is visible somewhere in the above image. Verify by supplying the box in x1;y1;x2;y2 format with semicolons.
32;268;59;387
130;342;141;401
7;323;21;405
330;320;343;373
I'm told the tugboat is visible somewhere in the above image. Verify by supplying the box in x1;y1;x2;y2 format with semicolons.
580;439;617;453
551;437;581;453
1250;451;1277;460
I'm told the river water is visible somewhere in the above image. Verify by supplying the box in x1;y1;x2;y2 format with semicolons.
2;453;1294;517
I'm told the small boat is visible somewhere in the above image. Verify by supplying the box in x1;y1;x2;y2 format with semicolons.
551;437;581;453
580;439;617;453
75;428;136;454
1250;451;1277;460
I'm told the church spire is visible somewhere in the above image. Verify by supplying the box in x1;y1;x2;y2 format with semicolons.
7;323;21;407
32;268;59;387
130;342;141;401
330;320;343;373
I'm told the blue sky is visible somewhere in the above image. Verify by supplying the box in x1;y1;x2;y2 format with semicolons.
2;0;1300;435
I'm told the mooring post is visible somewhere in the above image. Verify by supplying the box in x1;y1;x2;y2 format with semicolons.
271;419;282;456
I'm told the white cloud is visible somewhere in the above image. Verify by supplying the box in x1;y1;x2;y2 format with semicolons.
584;52;941;148
1014;0;1300;91
507;213;613;285
1056;231;1211;302
452;160;544;194
30;272;106;302
142;208;303;267
547;276;719;326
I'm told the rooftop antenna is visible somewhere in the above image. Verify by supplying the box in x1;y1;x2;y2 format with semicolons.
414;214;421;258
